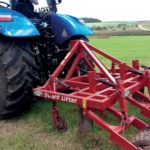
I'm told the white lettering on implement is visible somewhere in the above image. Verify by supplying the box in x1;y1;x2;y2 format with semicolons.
61;96;77;104
44;93;77;104
44;93;60;101
34;91;43;97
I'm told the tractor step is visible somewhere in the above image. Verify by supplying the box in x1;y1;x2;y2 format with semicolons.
33;40;150;150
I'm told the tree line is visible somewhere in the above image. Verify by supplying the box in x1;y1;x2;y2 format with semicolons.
82;17;101;23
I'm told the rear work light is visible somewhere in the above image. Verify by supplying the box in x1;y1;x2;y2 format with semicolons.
0;14;12;21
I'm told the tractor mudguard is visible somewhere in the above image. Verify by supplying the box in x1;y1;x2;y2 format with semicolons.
0;8;40;37
50;14;93;44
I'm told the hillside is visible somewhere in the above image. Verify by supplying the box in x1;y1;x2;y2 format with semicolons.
87;21;150;37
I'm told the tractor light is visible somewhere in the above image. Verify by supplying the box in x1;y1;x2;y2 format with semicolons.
0;15;12;22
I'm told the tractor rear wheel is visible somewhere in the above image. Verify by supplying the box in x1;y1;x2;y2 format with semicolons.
0;39;38;118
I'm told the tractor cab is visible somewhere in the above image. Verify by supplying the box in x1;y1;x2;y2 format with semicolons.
0;0;11;8
0;0;61;14
46;0;62;13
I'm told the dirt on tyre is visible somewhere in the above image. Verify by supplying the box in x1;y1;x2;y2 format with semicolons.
132;127;150;150
0;38;38;119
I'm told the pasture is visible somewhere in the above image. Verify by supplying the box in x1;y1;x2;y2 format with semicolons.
0;36;150;150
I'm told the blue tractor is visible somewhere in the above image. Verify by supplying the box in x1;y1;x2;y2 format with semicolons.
0;0;92;118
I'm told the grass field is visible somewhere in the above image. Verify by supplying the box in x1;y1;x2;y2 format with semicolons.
0;36;150;150
90;36;150;66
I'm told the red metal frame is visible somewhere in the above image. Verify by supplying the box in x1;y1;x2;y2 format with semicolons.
33;40;150;150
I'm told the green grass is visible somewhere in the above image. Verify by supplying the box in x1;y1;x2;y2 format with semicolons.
0;36;150;150
90;36;150;66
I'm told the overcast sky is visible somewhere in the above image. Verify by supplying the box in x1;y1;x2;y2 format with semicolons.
3;0;150;21
57;0;150;21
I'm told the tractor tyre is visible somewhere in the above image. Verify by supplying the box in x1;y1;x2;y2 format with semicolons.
0;39;38;119
133;128;150;149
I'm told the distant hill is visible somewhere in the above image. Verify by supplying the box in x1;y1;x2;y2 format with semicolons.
87;21;138;28
86;21;150;37
87;21;139;31
81;17;101;23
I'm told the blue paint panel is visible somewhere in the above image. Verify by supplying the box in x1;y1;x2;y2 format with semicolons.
0;8;40;37
50;14;93;44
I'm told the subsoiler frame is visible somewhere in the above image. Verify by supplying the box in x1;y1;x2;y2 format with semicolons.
33;40;150;150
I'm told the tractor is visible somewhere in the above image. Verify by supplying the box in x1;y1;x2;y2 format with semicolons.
0;0;92;118
0;0;150;149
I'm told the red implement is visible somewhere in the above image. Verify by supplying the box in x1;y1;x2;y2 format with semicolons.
33;40;150;150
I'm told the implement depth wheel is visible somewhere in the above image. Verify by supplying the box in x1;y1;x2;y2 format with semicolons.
56;117;67;131
0;39;38;118
133;127;150;149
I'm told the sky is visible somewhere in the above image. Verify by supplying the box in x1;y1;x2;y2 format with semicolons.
3;0;150;21
57;0;150;21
